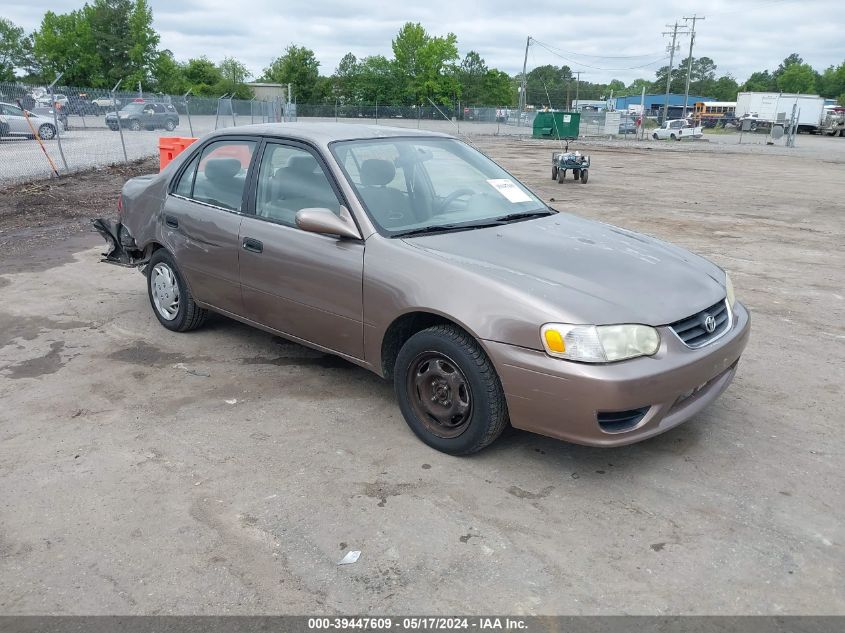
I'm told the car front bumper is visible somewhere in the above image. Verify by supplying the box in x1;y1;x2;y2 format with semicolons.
484;301;750;446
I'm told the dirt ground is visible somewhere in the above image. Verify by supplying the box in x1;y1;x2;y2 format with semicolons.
0;136;843;615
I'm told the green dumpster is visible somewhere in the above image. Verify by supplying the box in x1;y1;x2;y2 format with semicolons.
532;111;580;139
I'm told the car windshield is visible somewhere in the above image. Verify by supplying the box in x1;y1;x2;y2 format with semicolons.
331;137;551;236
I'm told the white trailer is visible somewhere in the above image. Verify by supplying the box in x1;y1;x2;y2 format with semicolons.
735;92;825;133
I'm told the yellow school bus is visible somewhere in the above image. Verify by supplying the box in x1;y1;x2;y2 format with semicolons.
693;101;737;127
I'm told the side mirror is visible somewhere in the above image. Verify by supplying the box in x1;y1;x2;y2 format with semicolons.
295;206;361;240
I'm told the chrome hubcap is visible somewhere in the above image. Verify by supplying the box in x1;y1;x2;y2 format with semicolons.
151;263;180;320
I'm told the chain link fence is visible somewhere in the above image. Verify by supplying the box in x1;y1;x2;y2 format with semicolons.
2;80;645;186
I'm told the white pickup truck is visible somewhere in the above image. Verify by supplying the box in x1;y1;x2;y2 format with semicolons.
652;119;703;141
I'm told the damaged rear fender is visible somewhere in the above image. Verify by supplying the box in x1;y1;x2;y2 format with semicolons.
91;218;148;268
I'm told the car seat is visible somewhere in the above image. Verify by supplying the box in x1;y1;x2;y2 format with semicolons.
357;159;410;226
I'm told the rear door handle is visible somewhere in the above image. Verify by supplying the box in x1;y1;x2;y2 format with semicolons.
165;215;179;229
242;237;263;253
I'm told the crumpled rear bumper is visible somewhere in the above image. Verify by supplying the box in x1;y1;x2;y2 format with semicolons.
91;218;144;267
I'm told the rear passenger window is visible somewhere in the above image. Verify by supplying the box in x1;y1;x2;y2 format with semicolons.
174;154;198;197
254;144;340;227
189;140;256;211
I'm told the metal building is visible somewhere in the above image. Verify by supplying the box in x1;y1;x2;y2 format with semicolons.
615;93;714;119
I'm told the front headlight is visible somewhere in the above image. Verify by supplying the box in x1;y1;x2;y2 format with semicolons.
725;272;736;308
541;323;660;363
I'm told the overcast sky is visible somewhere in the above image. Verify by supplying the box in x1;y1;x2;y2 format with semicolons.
6;0;844;85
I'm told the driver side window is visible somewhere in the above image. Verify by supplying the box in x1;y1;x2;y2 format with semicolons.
254;144;341;228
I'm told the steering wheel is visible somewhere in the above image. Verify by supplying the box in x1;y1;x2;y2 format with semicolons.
435;188;476;214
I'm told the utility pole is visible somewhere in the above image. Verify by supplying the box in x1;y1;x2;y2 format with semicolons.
661;22;688;124
519;36;530;127
574;71;582;109
682;15;705;118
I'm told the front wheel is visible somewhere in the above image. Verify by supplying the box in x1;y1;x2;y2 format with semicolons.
551;165;558;180
38;124;56;140
394;325;509;455
130;119;141;131
581;169;589;184
147;249;208;332
573;168;580;180
164;119;176;131
557;168;565;183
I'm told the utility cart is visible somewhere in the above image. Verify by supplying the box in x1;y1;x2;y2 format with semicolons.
551;143;590;184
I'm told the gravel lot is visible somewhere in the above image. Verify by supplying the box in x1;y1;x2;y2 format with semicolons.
0;134;842;615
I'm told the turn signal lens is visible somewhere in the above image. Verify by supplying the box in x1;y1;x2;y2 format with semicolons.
725;272;736;308
543;329;565;353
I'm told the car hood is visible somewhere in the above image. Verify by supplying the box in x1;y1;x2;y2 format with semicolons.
402;212;726;326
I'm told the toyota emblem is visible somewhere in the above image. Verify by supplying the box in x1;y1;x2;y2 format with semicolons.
703;314;716;333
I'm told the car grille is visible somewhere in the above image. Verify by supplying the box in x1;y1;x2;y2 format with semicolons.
670;299;730;348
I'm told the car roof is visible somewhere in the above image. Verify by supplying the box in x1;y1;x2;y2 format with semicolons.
208;123;454;147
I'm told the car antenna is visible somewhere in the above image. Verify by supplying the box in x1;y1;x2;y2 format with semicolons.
424;97;489;156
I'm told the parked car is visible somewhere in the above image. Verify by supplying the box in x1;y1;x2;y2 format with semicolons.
35;93;68;108
67;94;99;115
31;105;68;131
0;101;64;139
652;119;703;140
106;101;179;131
618;117;637;135
91;96;121;110
94;124;750;455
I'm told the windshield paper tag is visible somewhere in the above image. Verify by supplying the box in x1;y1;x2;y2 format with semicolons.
487;179;532;203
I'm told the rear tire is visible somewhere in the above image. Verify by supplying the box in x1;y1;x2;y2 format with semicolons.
165;119;176;131
652;133;659;140
581;170;589;184
38;124;56;140
573;169;580;180
557;168;565;183
130;119;141;131
147;249;208;332
394;325;509;455
551;165;558;180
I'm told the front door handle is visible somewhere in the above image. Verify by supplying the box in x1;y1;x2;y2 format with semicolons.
165;215;179;229
242;237;263;253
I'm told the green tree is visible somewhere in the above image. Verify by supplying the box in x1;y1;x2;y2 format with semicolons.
391;22;460;105
0;18;29;81
183;56;222;96
332;52;360;102
262;44;321;103
711;75;739;101
776;62;817;93
742;70;776;92
524;64;572;108
457;51;487;104
32;0;159;88
217;56;252;98
480;69;514;106
151;49;186;94
818;61;845;99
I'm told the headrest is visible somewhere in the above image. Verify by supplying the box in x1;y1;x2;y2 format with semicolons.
286;154;319;174
360;159;395;186
204;158;241;181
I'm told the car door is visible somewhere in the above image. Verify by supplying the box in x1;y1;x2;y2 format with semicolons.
1;104;29;135
163;137;258;315
238;140;365;359
152;104;166;127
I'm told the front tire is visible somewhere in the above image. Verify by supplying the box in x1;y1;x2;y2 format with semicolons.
164;119;176;131
130;119;141;131
147;249;208;332
394;325;509;455
551;165;558;180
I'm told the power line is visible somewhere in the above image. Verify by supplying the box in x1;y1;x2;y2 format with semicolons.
531;40;670;71
530;38;665;60
661;21;690;123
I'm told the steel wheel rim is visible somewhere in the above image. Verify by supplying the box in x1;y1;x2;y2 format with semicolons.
151;263;180;320
407;351;473;439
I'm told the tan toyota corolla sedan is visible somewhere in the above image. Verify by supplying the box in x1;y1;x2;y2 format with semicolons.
94;124;750;454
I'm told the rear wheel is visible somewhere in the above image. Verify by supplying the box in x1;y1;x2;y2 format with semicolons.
164;119;176;131
573;168;580;180
130;119;141;131
394;325;509;455
147;249;208;332
557;168;565;183
551;165;558;180
652;133;659;140
38;123;56;140
581;169;589;184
